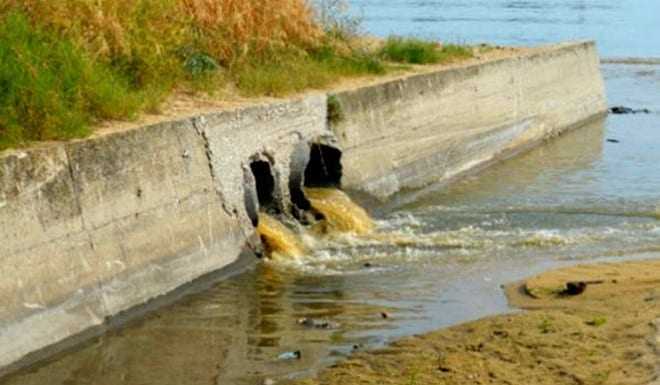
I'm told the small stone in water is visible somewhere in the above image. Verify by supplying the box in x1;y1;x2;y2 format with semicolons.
609;106;651;114
561;281;587;296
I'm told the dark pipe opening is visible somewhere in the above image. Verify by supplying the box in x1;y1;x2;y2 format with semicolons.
251;161;275;208
245;160;279;227
304;144;342;188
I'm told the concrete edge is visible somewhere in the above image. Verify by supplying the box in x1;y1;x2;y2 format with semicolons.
327;40;598;98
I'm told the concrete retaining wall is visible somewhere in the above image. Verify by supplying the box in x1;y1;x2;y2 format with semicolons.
0;95;330;375
0;41;606;375
332;41;607;200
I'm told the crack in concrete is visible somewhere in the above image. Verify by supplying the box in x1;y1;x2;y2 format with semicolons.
63;146;95;253
192;116;235;218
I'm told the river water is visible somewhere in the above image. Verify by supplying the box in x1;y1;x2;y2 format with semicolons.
352;0;660;58
3;2;660;385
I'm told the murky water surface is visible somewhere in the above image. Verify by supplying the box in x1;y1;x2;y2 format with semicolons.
4;3;660;385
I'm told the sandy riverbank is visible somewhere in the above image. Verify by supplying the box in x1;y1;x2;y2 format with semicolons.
289;260;660;385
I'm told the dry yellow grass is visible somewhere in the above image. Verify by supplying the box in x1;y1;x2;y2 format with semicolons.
182;0;322;62
3;0;323;64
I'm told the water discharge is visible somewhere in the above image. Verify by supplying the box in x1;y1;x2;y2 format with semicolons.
257;188;375;262
257;213;308;261
304;188;375;236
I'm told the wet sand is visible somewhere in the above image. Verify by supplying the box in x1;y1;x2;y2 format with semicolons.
290;260;660;385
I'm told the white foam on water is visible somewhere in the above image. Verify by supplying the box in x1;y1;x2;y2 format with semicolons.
377;212;423;230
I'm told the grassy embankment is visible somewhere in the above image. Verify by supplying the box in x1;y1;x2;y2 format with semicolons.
0;0;472;150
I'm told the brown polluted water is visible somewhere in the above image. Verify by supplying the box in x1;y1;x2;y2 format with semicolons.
257;213;308;261
257;188;375;262
303;188;375;236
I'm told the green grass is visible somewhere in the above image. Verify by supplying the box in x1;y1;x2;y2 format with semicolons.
233;47;385;97
0;12;141;150
380;37;473;64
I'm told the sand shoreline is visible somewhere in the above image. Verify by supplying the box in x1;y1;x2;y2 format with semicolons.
289;260;660;385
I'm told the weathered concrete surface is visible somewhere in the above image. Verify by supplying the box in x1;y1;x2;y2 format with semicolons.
0;95;328;376
331;41;607;200
0;41;606;376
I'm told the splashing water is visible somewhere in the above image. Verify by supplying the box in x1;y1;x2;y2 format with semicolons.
255;188;375;263
304;188;375;235
256;213;308;261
